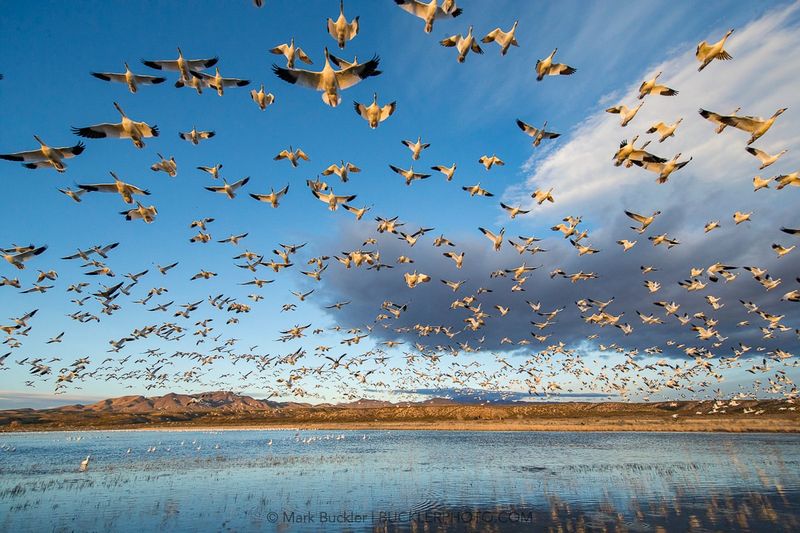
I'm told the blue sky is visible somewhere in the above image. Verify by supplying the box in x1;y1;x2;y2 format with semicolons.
1;1;797;408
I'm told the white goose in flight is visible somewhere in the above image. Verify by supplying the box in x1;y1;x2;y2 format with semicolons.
531;188;554;204
250;84;275;110
479;154;504;170
745;147;787;170
646;119;682;143
481;21;519;55
72;102;159;149
625;210;661;232
775;172;799;190
91;62;166;93
120;202;158;223
402;137;430;160
272;48;381;107
632;153;691;183
274;146;309;167
151;153;177;177
431;163;456;181
3;245;47;270
479;227;504;251
353;93;396;128
322;161;360;182
197;164;223;179
440;26;483;63
606;102;644;127
696;29;734;72
204;177;250;199
78;172;150;204
270;38;313;69
699;108;787;145
516;119;560;146
179;127;215;145
389;164;430;186
1;136;85;172
327;1;359;49
535;48;576;81
311;188;356;211
190;67;250;96
250;185;289;207
637;72;678;99
141;47;218;84
393;0;462;34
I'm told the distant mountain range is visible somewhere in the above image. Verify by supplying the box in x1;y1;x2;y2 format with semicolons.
48;391;460;414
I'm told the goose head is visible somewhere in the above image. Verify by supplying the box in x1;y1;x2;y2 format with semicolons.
773;107;788;117
109;171;120;181
372;92;378;104
323;47;331;66
467;25;474;36
339;0;344;14
177;47;183;58
33;135;45;146
725;28;734;38
550;48;558;58
124;62;131;71
113;102;126;117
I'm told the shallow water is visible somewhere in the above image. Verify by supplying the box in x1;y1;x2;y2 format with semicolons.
0;430;798;531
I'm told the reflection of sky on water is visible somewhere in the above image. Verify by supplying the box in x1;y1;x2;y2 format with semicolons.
1;430;798;531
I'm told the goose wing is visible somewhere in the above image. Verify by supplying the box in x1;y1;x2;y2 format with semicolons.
335;56;381;89
71;122;125;139
272;64;323;90
91;72;128;83
380;102;397;119
440;34;460;47
549;63;576;76
394;0;427;17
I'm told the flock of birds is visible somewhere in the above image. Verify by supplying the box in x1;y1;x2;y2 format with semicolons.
0;1;798;408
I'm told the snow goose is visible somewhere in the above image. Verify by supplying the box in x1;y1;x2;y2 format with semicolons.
699;108;787;145
393;0;462;34
625;210;661;232
745;147;787;169
250;185;289;207
516;119;560;147
91;63;166;93
696;29;734;72
79;455;90;472
270;38;313;69
311;188;356;211
354;93;396;128
632;153;691;183
440;26;482;63
531;188;554;204
327;1;359;49
637;72;678;99
500;203;529;219
478;154;504;170
613;136;665;167
1;136;85;172
58;187;86;203
150;153;177;177
205;177;250;199
78;172;150;204
606;102;644;127
479;227;504;251
250;84;275;110
481;21;519;55
404;271;431;288
273;48;381;107
197;164;222;179
772;243;795;258
322;161;360;182
646;118;682;142
343;204;370;220
733;211;752;224
179;127;215;145
120;202;157;223
141;48;218;84
3;245;47;270
774;171;798;190
462;183;493;197
72;102;159;149
443;251;464;268
389;164;430;186
752;175;771;191
617;239;636;252
275;146;309;167
402;137;430;160
190;67;250;96
431;163;456;181
535;48;576;81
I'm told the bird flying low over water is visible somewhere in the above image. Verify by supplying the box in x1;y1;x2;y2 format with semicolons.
0;136;84;172
72;102;158;149
393;0;463;34
273;48;381;107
